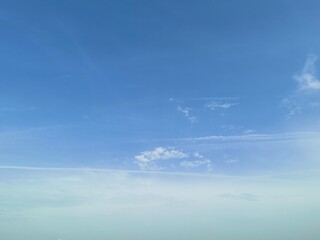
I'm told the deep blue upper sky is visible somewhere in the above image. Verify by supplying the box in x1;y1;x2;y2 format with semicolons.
1;0;320;174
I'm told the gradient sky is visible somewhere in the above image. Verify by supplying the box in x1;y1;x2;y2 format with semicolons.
1;2;320;240
1;0;320;175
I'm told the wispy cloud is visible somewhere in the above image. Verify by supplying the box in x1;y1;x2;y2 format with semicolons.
180;159;211;168
224;159;239;164
180;152;213;171
151;131;320;143
281;97;301;117
205;101;238;110
282;55;320;117
170;97;240;102
177;106;196;123
135;147;188;170
242;129;256;135
223;154;239;164
171;98;239;123
295;54;320;92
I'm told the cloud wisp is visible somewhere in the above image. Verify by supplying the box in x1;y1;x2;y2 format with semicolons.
282;54;320;117
224;159;239;164
281;97;302;117
180;152;213;171
177;106;196;123
295;54;320;92
205;101;238;110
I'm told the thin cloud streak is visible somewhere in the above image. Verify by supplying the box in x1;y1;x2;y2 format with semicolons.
0;165;249;179
1;165;320;181
145;131;320;143
205;101;239;110
170;97;241;101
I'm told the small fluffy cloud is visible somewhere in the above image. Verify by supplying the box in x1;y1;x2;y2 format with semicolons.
180;152;213;171
206;101;238;110
295;55;320;92
135;147;188;170
177;106;196;123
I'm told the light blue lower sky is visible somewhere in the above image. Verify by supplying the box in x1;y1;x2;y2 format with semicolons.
1;167;320;240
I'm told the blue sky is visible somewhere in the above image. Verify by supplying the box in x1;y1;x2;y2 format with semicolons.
1;2;320;239
1;0;320;174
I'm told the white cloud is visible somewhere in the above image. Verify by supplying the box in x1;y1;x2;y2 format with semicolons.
180;159;212;169
294;54;320;92
135;147;188;170
180;152;213;171
177;106;196;123
206;101;238;110
134;148;214;172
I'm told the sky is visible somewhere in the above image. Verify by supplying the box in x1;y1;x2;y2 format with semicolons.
1;1;320;239
1;0;320;174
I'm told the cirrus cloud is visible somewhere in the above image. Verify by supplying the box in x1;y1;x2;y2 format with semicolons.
294;54;320;92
